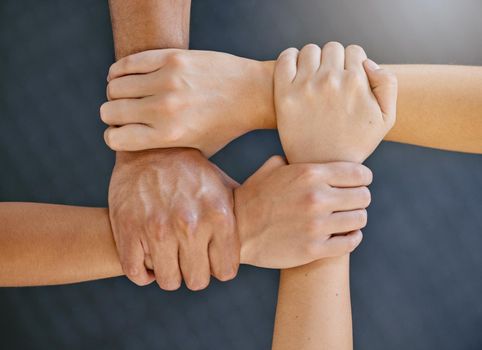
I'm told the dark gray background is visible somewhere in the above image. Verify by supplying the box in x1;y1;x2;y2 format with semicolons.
1;0;481;349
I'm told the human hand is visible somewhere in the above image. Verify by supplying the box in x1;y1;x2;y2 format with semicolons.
236;156;373;269
274;42;398;164
101;49;275;157
109;149;240;291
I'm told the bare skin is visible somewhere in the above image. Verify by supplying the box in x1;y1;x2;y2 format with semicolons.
108;0;243;291
0;160;372;287
101;50;482;156
272;43;398;350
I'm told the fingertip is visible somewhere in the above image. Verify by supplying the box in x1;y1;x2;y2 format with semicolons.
213;263;238;282
275;48;299;84
266;155;287;167
360;164;374;185
279;47;299;58
349;230;364;251
124;264;155;286
323;41;345;51
157;279;182;291
302;43;321;51
103;127;118;150
363;58;380;72
99;102;108;124
107;63;117;82
186;277;210;291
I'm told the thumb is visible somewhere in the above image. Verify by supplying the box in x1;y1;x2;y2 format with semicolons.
363;59;398;124
245;155;287;184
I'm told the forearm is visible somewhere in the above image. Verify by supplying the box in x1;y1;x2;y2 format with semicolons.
109;0;192;174
0;201;289;286
273;166;352;346
0;203;123;286
108;0;191;58
256;62;482;153
385;64;482;153
273;249;351;350
273;257;352;350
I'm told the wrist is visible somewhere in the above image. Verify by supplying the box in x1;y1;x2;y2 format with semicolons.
115;148;201;165
233;186;251;265
245;59;276;131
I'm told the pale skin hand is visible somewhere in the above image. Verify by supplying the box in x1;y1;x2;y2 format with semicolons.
0;160;371;286
236;156;372;269
108;0;243;291
272;42;398;350
101;49;274;157
275;43;397;164
109;149;239;291
101;50;482;155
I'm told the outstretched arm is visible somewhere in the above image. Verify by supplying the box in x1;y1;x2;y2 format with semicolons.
385;64;482;153
107;1;246;292
0;203;123;286
271;43;398;350
101;51;482;155
108;0;191;59
0;159;371;287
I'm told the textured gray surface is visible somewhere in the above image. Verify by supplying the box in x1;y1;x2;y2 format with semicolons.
0;0;481;349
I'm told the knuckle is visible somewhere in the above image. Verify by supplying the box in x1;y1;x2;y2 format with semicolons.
349;165;369;183
167;51;187;68
121;55;135;71
302;43;321;52
161;93;181;114
146;215;167;241
281;47;299;56
174;209;199;237
345;71;365;86
346;44;365;55
324;41;344;51
299;164;320;182
320;71;340;88
211;203;233;224
123;263;141;281
162;122;184;144
304;191;323;209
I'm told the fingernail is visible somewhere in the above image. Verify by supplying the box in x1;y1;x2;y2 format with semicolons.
106;75;110;82
365;59;380;71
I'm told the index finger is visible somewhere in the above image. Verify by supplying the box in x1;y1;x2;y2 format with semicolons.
274;48;299;86
322;162;373;187
110;219;156;286
108;49;176;81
